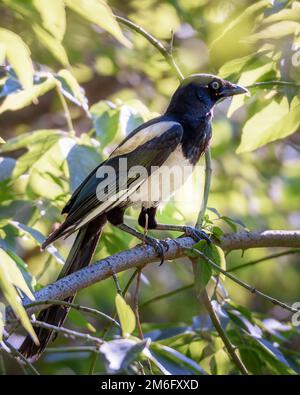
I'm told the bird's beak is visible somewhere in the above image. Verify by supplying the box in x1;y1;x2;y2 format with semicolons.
221;83;249;97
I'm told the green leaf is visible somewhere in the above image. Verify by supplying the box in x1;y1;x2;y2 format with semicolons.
2;244;36;293
193;240;226;283
65;0;131;48
237;97;300;153
210;0;271;50
66;144;102;192
33;24;70;66
245;21;300;43
91;101;120;147
190;240;212;291
227;62;274;117
3;130;63;178
0;28;34;90
0;77;57;114
0;248;38;344
115;294;136;337
33;0;66;41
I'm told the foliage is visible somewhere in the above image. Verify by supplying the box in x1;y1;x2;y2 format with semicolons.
0;0;300;375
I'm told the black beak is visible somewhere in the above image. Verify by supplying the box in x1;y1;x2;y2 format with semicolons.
221;83;249;97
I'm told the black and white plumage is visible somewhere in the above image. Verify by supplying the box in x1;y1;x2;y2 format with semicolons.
19;74;248;360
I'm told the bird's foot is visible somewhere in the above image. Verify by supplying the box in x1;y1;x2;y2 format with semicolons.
183;226;211;244
143;235;169;266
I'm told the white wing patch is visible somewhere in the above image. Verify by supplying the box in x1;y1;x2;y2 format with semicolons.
110;121;180;158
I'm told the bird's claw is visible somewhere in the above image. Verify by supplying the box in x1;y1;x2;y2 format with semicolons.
144;236;167;265
184;226;211;244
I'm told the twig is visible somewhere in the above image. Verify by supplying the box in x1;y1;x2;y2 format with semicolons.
228;249;300;272
46;346;97;353
2;339;39;375
198;288;248;375
32;320;103;345
101;268;139;339
116;16;184;81
219;230;300;251
88;348;100;375
247;80;300;89
56;86;74;132
141;283;194;308
133;269;143;339
190;248;298;314
19;299;120;328
196;149;212;229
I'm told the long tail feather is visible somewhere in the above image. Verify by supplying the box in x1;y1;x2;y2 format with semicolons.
19;214;107;361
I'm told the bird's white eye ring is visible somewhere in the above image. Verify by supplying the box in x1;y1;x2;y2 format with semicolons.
211;81;220;90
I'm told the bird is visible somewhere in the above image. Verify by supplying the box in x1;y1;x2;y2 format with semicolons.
19;74;248;360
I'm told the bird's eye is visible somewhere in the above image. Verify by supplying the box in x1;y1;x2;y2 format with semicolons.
211;81;220;90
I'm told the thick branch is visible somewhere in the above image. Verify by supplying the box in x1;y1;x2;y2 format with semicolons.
8;230;299;319
219;230;300;251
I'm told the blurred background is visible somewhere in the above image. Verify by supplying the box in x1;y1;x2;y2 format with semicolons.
0;0;299;374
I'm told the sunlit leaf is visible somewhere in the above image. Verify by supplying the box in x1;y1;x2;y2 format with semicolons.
33;0;66;41
65;0;131;48
115;294;136;337
237;97;300;153
33;24;70;66
0;249;38;344
245;21;300;43
227;62;274;117
0;28;34;90
0;77;57;114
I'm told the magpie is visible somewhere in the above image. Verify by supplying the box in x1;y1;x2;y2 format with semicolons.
19;74;248;360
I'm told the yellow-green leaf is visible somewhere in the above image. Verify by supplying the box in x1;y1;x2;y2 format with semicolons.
33;0;66;41
227;62;274;117
0;250;38;344
0;77;57;114
245;21;300;43
33;24;70;66
237;97;300;153
115;294;136;337
0;249;34;300
0;28;34;90
0;137;5;144
65;0;131;48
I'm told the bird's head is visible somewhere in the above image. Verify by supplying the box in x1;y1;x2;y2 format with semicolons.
167;74;249;118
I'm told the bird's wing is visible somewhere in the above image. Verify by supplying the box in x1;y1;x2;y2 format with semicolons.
43;119;183;246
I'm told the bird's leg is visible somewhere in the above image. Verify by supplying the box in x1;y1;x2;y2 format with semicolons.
154;224;211;244
117;223;168;265
138;206;210;244
107;207;168;265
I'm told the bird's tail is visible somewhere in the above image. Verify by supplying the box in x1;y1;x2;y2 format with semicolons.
18;215;107;361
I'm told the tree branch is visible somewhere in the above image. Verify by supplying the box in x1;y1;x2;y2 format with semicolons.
5;230;299;321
